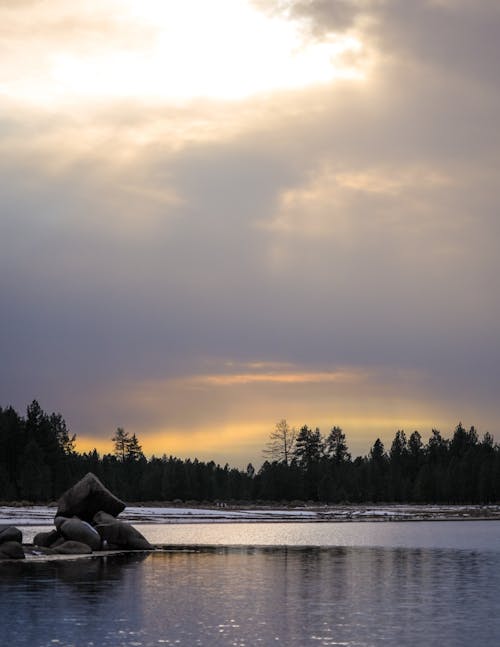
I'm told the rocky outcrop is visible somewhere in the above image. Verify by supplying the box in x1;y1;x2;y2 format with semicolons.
32;473;154;556
1;474;153;559
55;472;125;522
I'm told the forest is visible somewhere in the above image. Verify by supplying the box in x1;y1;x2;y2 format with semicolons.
0;401;499;504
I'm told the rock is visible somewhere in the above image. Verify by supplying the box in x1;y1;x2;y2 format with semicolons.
95;519;153;550
51;537;67;548
54;516;67;531
54;540;92;555
0;541;25;559
55;472;125;522
0;525;22;545
93;511;117;525
33;529;61;548
60;518;102;551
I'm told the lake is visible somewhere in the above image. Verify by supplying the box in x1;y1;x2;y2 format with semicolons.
2;521;500;646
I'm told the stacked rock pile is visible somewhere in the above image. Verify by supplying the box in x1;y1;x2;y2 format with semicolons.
0;472;153;560
34;472;153;555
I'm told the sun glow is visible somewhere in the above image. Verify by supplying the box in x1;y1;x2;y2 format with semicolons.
10;0;366;106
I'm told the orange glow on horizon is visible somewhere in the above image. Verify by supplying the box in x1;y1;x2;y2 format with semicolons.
74;411;451;468
71;361;466;468
182;369;368;387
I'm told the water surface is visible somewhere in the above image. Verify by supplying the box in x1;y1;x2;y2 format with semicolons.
138;519;500;550
20;519;500;550
4;522;500;646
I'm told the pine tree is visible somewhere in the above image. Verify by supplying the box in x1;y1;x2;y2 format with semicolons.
325;426;350;463
293;425;323;469
126;433;144;462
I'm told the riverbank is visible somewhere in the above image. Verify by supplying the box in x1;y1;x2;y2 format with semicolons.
2;503;500;525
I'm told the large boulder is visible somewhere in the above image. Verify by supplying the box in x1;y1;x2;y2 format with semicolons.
54;540;92;555
55;472;125;522
95;518;153;551
0;541;25;560
59;518;102;551
0;525;22;545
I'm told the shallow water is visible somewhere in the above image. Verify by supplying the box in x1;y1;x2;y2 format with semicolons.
5;522;500;645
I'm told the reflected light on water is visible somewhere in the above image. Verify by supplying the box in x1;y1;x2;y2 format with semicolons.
135;519;500;551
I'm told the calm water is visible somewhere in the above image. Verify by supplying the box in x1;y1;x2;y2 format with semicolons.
3;522;500;646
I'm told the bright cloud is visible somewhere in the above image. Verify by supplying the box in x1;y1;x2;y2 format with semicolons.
0;0;368;107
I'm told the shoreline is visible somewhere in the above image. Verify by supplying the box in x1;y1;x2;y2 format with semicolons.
2;503;500;526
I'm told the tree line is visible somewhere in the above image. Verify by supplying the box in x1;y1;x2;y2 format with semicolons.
258;420;499;503
0;402;499;504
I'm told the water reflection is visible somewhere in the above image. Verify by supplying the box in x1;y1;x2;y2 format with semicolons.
2;547;500;646
0;553;149;646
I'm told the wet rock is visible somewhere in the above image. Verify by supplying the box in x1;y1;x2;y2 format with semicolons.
33;529;61;548
0;541;25;559
54;540;92;555
95;519;153;550
55;472;125;522
59;517;102;551
0;525;22;545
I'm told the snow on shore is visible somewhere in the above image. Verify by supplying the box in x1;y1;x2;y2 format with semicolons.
1;503;500;526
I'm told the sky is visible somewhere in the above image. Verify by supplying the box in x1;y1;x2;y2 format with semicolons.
1;0;499;467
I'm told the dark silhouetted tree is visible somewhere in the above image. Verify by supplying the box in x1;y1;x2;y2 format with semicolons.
263;419;296;465
126;433;144;462
112;427;130;461
293;426;323;469
325;426;350;463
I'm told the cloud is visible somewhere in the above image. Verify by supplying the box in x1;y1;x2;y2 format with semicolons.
189;369;364;386
277;0;500;86
0;0;499;464
252;0;364;33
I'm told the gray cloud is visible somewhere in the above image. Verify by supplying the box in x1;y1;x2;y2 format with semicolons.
252;0;362;32
278;0;500;86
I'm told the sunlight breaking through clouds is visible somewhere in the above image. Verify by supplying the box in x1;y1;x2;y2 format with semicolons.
1;0;499;466
1;0;369;107
69;360;456;465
